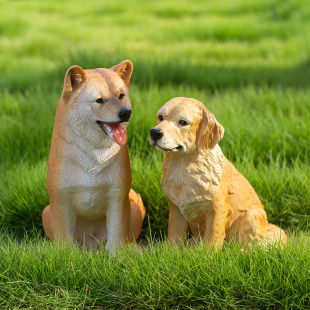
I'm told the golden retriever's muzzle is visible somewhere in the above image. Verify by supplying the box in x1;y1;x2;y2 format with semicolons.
149;127;183;152
150;128;163;141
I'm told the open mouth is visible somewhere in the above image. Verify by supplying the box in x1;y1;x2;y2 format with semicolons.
96;121;127;145
155;144;183;152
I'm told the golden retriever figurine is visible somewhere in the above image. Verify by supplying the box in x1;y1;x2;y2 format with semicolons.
42;60;145;253
149;97;287;248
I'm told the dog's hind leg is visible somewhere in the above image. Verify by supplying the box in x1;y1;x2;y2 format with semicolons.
225;206;267;244
243;207;287;246
226;206;287;246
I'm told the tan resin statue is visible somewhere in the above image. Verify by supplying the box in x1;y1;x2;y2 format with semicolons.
43;60;145;252
149;97;287;248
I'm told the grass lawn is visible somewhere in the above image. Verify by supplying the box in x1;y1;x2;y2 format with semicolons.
1;232;310;309
0;0;310;308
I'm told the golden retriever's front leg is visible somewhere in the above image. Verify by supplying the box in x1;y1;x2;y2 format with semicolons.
203;202;228;249
167;200;189;247
106;197;130;255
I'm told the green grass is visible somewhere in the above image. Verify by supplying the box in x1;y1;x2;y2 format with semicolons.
0;232;310;309
0;0;310;308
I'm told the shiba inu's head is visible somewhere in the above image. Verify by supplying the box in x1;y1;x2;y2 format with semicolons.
60;60;133;147
149;97;224;155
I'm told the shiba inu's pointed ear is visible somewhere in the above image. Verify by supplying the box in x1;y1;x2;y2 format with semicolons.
110;60;133;89
63;65;86;101
197;109;224;154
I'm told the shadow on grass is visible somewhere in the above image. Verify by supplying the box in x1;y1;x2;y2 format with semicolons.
132;57;310;90
1;51;310;93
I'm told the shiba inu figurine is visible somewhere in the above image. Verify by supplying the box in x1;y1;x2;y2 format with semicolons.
43;60;145;253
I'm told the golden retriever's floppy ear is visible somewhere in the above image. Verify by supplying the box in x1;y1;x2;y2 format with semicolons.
62;65;86;101
197;109;224;154
110;60;133;89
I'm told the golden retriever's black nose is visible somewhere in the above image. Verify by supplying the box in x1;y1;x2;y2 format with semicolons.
119;108;132;122
150;128;163;141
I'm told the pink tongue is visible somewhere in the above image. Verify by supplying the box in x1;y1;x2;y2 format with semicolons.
105;123;127;145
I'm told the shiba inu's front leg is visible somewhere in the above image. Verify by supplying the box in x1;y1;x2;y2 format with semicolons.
50;202;77;244
105;196;130;255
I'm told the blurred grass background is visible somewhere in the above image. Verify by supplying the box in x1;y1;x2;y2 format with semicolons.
0;0;309;237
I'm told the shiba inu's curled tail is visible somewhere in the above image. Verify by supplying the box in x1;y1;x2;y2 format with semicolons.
42;205;54;241
129;189;145;220
129;189;146;242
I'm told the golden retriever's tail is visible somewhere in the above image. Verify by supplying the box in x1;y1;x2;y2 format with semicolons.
128;189;146;241
265;223;287;246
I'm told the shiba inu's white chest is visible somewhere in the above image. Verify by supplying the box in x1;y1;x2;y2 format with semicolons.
162;146;224;222
58;142;127;219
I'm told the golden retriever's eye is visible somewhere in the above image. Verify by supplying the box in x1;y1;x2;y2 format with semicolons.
95;98;104;104
179;120;188;126
119;93;125;100
158;115;163;121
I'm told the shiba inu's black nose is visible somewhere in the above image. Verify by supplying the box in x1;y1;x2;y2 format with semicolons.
119;108;132;122
150;128;163;141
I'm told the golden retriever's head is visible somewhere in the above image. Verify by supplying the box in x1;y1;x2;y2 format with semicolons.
149;97;224;154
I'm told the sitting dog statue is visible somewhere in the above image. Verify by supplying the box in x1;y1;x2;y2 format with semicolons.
149;97;287;248
43;60;145;253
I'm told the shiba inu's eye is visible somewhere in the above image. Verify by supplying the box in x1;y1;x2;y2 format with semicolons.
119;93;125;100
179;120;188;126
95;98;104;104
158;115;163;121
